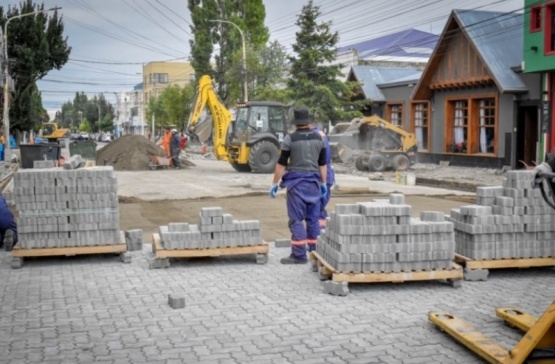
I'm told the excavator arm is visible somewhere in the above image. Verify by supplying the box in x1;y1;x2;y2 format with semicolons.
187;75;233;161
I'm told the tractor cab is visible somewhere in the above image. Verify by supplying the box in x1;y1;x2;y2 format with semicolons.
232;101;288;144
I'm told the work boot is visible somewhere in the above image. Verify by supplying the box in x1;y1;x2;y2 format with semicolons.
3;230;14;252
280;256;307;264
307;244;316;252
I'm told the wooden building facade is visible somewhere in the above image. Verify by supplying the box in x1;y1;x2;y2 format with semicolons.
411;10;542;168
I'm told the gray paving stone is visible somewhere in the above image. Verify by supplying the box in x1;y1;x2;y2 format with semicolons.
274;238;291;248
0;223;552;364
120;252;132;263
464;268;489;281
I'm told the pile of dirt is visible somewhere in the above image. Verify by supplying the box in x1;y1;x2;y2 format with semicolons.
96;135;166;171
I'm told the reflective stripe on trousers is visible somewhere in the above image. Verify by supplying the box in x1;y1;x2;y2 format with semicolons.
286;181;321;260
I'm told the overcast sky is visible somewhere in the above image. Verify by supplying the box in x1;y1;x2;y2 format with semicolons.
2;0;524;116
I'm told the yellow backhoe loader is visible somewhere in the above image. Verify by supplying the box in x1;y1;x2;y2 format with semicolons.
186;75;289;173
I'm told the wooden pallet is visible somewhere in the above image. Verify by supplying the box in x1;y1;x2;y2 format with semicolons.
310;251;463;295
151;233;269;260
454;253;555;281
12;243;127;258
10;231;128;268
454;253;555;270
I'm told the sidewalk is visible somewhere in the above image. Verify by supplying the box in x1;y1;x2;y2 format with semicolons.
116;159;473;201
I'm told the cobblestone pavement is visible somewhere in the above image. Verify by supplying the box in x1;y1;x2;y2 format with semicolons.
0;243;553;364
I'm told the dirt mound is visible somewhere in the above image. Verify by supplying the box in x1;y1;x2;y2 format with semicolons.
96;135;166;171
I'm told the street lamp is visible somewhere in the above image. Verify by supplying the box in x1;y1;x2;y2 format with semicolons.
209;19;248;103
2;7;61;160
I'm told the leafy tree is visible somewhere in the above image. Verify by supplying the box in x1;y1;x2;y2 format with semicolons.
78;120;91;133
87;95;114;133
188;0;217;80
287;0;362;124
0;1;71;131
226;40;289;103
188;0;268;104
146;83;195;132
257;41;288;89
54;92;114;132
12;84;47;132
146;96;166;131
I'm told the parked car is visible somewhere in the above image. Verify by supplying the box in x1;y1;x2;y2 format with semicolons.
101;133;113;142
79;132;89;140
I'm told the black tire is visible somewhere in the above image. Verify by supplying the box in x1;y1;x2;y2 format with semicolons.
249;140;279;174
368;154;387;172
355;155;368;171
392;154;410;171
230;163;252;172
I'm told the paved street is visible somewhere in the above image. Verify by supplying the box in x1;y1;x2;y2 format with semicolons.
0;162;554;364
1;245;553;364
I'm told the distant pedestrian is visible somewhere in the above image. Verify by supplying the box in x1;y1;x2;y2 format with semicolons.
0;195;17;251
270;108;327;264
0;131;5;161
148;130;152;140
180;133;187;150
170;129;181;169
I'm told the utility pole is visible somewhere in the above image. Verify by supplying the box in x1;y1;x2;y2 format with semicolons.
3;7;60;160
152;113;155;141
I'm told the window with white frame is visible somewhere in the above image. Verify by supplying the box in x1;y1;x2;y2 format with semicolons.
413;103;428;151
451;100;468;153
478;98;495;154
388;104;403;126
151;73;168;84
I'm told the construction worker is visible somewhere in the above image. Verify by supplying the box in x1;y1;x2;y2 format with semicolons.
161;127;172;158
180;132;187;150
170;129;181;169
0;195;17;251
270;108;327;264
0;131;5;161
311;124;335;229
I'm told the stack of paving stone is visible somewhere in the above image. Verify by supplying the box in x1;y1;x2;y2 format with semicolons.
446;170;555;259
13;166;120;249
159;207;261;249
316;194;455;273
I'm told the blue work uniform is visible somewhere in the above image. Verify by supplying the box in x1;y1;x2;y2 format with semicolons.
0;196;17;246
170;132;181;168
313;127;335;228
278;128;326;260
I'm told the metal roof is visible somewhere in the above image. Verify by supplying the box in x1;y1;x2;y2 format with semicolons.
454;9;527;93
349;66;422;101
377;72;423;88
339;29;438;62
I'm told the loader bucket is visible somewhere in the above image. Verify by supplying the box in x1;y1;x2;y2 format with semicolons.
329;142;353;164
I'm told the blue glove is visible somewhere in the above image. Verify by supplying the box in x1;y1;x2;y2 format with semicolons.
269;183;279;199
320;183;327;197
